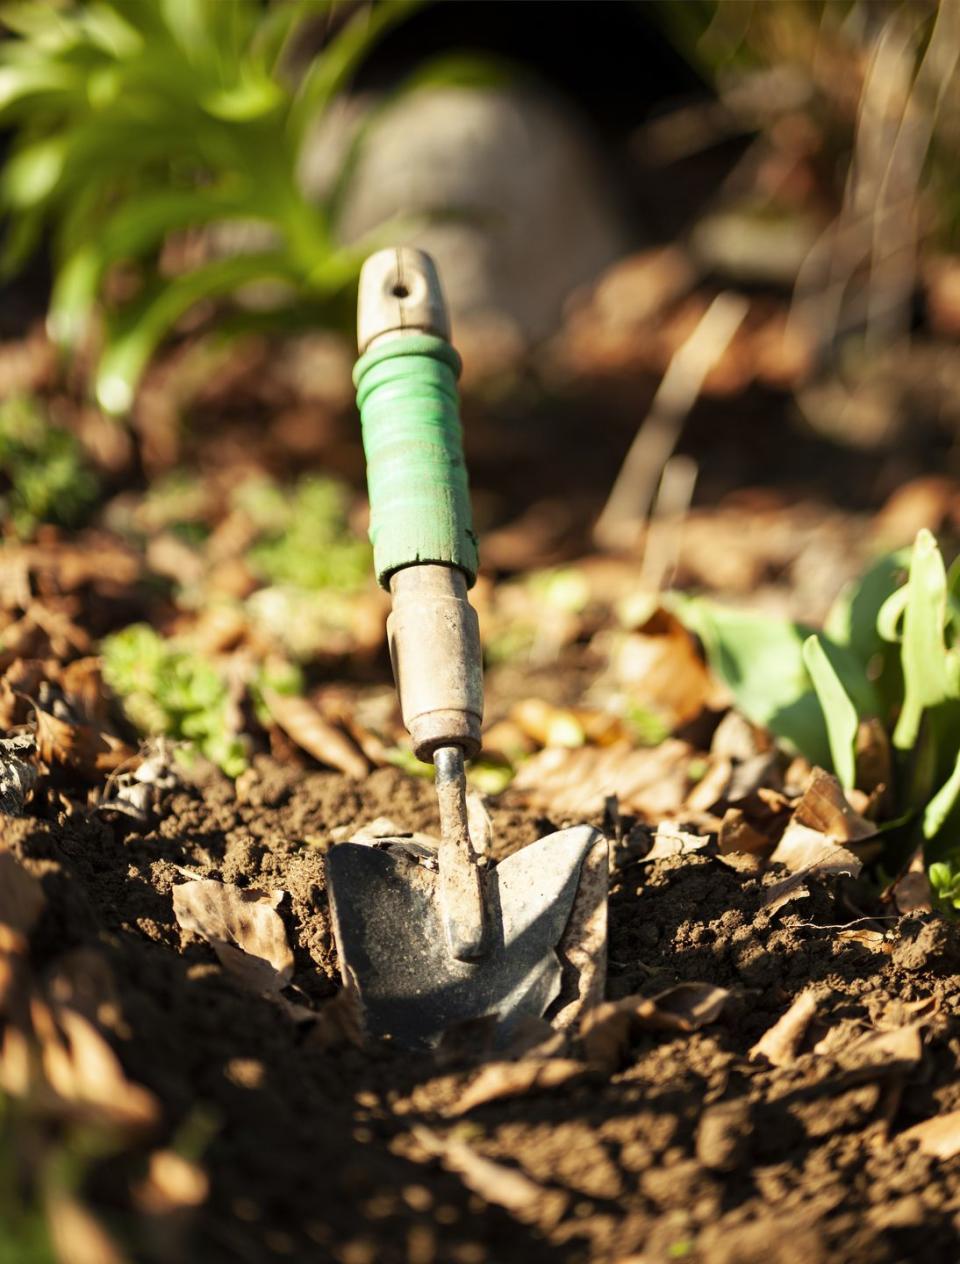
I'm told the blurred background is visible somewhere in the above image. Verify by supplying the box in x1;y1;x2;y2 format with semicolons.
2;0;960;749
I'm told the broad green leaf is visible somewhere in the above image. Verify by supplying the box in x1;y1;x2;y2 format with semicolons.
672;596;829;765
893;529;954;750
803;635;858;790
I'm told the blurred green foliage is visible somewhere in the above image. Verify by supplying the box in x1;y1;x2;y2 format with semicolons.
0;0;420;413
101;622;249;775
676;530;960;896
0;395;99;536
238;474;371;592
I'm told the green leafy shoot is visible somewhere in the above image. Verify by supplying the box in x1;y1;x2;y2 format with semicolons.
101;624;247;777
0;0;422;413
238;475;371;593
802;634;858;792
0;395;99;538
929;859;960;911
675;530;960;897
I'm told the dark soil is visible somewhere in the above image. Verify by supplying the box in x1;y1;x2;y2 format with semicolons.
9;762;960;1264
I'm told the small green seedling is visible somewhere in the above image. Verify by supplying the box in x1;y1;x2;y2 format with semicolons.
675;529;960;889
0;395;98;537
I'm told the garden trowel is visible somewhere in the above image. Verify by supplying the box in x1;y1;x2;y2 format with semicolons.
325;247;607;1049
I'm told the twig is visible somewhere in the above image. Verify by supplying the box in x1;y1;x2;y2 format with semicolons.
638;453;698;594
593;291;749;553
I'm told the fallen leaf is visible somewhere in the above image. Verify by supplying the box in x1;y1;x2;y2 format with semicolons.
581;983;730;1070
761;872;811;915
35;709;133;777
172;879;294;994
901;1109;960;1159
837;1024;923;1073
512;740;692;819
793;767;876;842
836;928;892;953
31;1000;159;1128
413;1125;567;1227
889;849;933;915
263;689;369;778
644;826;711;861
749;991;819;1067
684;757;732;813
602;608;717;728
449;1058;587;1116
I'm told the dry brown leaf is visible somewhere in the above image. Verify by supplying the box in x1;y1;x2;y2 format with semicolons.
512;740;692;819
749;991;819;1067
35;709;134;777
582;983;731;1071
644;826;710;861
793;767;876;842
837;1024;923;1073
901;1109;960;1159
761;872;811;915
450;1058;587;1116
0;850;45;952
684;757;732;813
836;928;892;953
172;879;294;994
31;1000;159;1128
769;821;864;877
263;688;368;778
602;608;717;728
413;1125;567;1228
889;849;933;915
769;768;877;876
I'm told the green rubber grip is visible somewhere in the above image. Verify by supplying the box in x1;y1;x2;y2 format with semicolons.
353;333;479;589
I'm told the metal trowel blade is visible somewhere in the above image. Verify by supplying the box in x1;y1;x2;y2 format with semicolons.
326;825;603;1050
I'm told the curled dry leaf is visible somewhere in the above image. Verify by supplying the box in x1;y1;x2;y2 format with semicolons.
837;1024;923;1074
413;1125;568;1228
749;991;819;1067
31;1000;159;1129
449;1058;587;1116
581;983;731;1071
172;879;294;995
35;708;134;777
770;768;877;876
262;688;369;779
512;740;692;819
717;807;771;856
601;608;717;728
644;826;710;862
901;1109;960;1159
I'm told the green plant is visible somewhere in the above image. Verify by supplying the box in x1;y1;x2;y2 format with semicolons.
0;395;99;536
238;474;371;592
0;0;420;413
675;529;960;882
101;623;248;775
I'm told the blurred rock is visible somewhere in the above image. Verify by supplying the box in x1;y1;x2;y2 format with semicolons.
300;85;628;357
